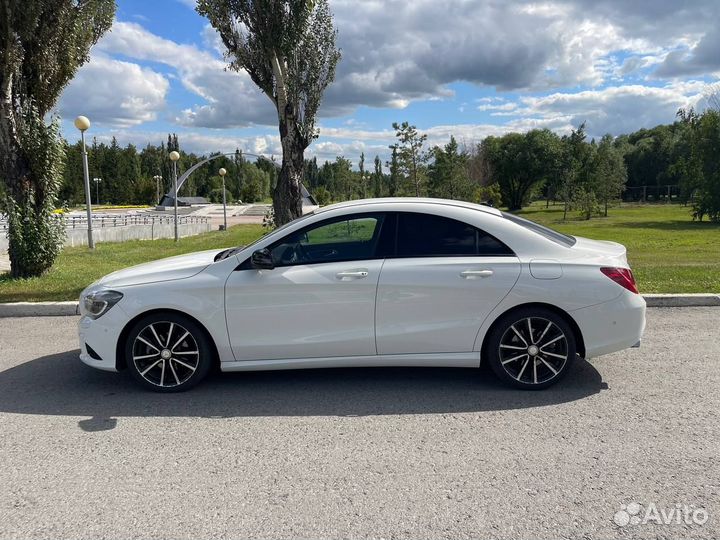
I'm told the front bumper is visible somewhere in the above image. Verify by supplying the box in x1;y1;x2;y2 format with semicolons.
78;305;128;372
570;291;646;358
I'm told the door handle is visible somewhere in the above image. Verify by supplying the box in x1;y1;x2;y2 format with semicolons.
336;270;369;280
460;269;494;279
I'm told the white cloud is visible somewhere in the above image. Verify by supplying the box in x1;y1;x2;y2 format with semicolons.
319;0;702;113
85;128;282;158
655;28;720;77
477;103;518;113
94;21;275;128
58;54;169;127
495;82;708;136
67;1;720;130
314;81;711;160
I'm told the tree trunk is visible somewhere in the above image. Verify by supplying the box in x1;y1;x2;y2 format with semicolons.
273;113;304;227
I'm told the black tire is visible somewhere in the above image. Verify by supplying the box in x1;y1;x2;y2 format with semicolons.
486;307;576;390
124;312;213;392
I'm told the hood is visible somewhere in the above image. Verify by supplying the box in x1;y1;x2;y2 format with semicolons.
98;249;224;288
570;236;629;266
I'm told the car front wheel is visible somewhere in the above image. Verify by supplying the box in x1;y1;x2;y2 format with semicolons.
125;313;213;392
486;307;576;390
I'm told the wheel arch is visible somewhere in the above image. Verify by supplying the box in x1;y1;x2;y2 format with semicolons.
115;308;221;371
480;302;586;364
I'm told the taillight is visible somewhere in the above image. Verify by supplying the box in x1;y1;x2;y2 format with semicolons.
601;267;639;294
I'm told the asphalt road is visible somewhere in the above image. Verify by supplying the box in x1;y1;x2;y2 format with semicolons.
0;308;718;540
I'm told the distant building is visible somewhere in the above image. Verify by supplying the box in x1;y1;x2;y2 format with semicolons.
158;195;209;207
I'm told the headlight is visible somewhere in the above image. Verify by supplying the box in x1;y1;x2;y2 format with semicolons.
81;290;124;319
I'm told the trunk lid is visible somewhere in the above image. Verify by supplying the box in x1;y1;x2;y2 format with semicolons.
570;236;629;267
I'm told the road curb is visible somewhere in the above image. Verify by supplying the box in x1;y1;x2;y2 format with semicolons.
642;294;720;307
0;301;79;317
0;295;718;317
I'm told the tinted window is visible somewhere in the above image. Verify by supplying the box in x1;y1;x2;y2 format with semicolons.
269;214;385;266
396;213;513;257
501;212;576;247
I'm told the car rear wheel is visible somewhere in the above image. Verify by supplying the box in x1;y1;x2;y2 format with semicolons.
486;307;576;390
125;313;213;392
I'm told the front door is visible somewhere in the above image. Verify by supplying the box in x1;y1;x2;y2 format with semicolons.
225;213;387;361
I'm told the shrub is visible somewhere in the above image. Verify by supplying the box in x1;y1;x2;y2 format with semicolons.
313;186;332;206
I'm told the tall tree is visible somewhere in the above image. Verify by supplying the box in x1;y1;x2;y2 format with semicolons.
198;0;341;226
332;156;354;200
392;121;428;196
428;136;471;200
358;152;366;198
372;155;383;198
593;134;627;216
677;108;720;221
482;129;561;211
0;0;115;277
387;146;400;197
559;123;592;219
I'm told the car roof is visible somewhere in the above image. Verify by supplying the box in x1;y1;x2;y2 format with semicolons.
314;197;504;217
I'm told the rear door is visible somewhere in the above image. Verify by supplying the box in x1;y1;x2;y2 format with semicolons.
376;212;521;355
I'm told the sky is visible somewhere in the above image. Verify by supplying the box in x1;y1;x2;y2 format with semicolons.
56;0;720;166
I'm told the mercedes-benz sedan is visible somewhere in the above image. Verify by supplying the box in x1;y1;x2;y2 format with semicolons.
78;198;646;392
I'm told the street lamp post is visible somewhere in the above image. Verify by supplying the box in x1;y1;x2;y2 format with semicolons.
153;175;162;205
93;177;102;206
169;151;180;241
218;167;227;231
74;116;94;249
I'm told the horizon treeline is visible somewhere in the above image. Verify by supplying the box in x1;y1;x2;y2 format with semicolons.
57;109;720;221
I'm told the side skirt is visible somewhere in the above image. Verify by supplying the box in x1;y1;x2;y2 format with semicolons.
220;352;481;372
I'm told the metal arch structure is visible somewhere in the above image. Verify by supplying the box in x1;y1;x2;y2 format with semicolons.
159;152;272;207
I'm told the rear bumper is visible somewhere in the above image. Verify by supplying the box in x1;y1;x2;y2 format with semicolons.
570;291;646;358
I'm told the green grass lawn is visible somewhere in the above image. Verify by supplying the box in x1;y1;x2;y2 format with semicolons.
0;202;718;302
518;202;720;294
0;225;264;302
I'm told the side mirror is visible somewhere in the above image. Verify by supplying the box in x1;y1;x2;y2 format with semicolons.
251;248;275;270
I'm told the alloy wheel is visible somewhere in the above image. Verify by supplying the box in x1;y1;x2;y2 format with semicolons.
132;321;200;388
498;317;568;385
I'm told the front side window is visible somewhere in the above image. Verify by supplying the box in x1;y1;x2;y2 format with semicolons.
396;212;514;257
269;214;385;266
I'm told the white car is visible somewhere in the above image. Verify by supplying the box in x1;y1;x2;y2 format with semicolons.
78;198;646;392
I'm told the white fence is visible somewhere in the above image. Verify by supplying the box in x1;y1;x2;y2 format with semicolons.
0;214;212;250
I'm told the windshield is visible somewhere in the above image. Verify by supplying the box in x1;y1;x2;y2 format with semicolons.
501;211;576;247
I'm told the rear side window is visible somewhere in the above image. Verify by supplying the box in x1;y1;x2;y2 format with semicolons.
501;212;576;247
396;212;514;257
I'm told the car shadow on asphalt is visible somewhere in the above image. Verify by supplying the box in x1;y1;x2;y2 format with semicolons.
0;350;608;430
